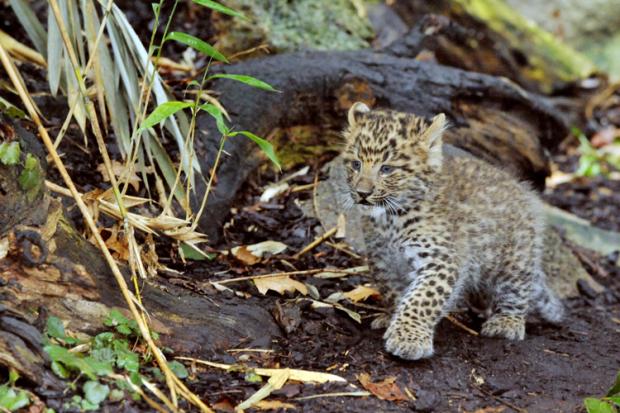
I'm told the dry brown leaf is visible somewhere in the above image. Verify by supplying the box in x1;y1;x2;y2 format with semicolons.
253;400;296;410
254;276;308;296
343;285;381;302
104;226;130;261
97;160;142;192
232;241;288;265
357;373;408;402
212;398;235;413
232;246;261;265
464;407;506;413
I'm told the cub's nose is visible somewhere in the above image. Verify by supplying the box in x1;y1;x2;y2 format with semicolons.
356;188;373;200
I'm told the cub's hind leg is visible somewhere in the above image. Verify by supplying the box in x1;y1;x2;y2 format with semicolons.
481;266;533;340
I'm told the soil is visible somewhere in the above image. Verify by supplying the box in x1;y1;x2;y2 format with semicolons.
1;2;620;412
164;158;620;413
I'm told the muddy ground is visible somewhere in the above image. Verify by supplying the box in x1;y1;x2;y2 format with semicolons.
157;157;620;413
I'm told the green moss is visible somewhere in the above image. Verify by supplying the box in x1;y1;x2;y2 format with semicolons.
453;0;595;91
218;0;373;54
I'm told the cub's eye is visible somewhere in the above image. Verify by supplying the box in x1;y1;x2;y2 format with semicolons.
380;165;395;175
350;160;362;171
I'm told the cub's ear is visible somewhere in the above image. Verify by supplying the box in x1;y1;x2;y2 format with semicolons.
421;113;448;168
347;102;370;126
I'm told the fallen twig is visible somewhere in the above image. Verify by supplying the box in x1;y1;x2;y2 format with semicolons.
214;267;366;285
446;315;479;336
293;391;371;401
293;226;338;259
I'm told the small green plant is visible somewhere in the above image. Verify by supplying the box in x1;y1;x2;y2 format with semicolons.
44;311;183;411
0;370;30;412
584;372;620;413
574;127;620;177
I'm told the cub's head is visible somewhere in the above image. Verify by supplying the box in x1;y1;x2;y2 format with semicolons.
341;102;447;213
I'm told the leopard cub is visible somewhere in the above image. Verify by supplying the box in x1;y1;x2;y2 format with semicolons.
341;102;563;360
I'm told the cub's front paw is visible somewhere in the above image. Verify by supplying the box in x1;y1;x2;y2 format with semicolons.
383;321;434;360
481;314;525;340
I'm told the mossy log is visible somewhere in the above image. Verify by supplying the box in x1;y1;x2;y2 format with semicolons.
194;49;568;241
388;0;595;94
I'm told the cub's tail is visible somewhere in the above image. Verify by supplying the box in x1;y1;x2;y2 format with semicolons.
533;280;564;323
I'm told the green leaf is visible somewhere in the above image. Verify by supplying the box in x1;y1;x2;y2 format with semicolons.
91;347;115;364
46;316;66;340
139;101;194;131
8;369;19;386
109;389;125;403
113;340;140;373
18;153;42;191
585;398;617;413
83;381;110;406
198;103;229;136
93;332;115;349
230;131;281;169
192;0;245;19
165;32;228;63
179;242;216;261
45;345;112;380
607;372;620;397
0;385;30;411
168;361;188;379
244;371;263;383
610;397;620;407
208;74;278;92
0;142;20;165
51;361;70;379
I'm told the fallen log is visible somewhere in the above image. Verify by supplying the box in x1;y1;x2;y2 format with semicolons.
194;49;568;241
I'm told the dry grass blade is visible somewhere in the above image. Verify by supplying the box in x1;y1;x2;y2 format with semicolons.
0;29;45;66
293;226;338;259
214;267;367;285
176;357;348;383
0;38;213;413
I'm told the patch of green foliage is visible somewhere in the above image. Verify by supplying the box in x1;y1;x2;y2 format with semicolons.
217;0;373;53
585;372;620;413
0;370;30;412
44;311;184;411
0;141;44;199
574;128;620;177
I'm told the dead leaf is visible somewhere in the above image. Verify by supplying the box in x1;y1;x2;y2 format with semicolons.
97;160;142;192
464;407;506;413
212;398;235;413
232;241;288;265
103;226;130;261
335;213;346;238
260;182;290;203
357;373;408;402
343;285;381;302
232;246;261;265
0;237;8;260
254;400;296;410
254;276;308;296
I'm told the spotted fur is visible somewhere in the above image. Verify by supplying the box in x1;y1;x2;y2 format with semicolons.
341;102;564;360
